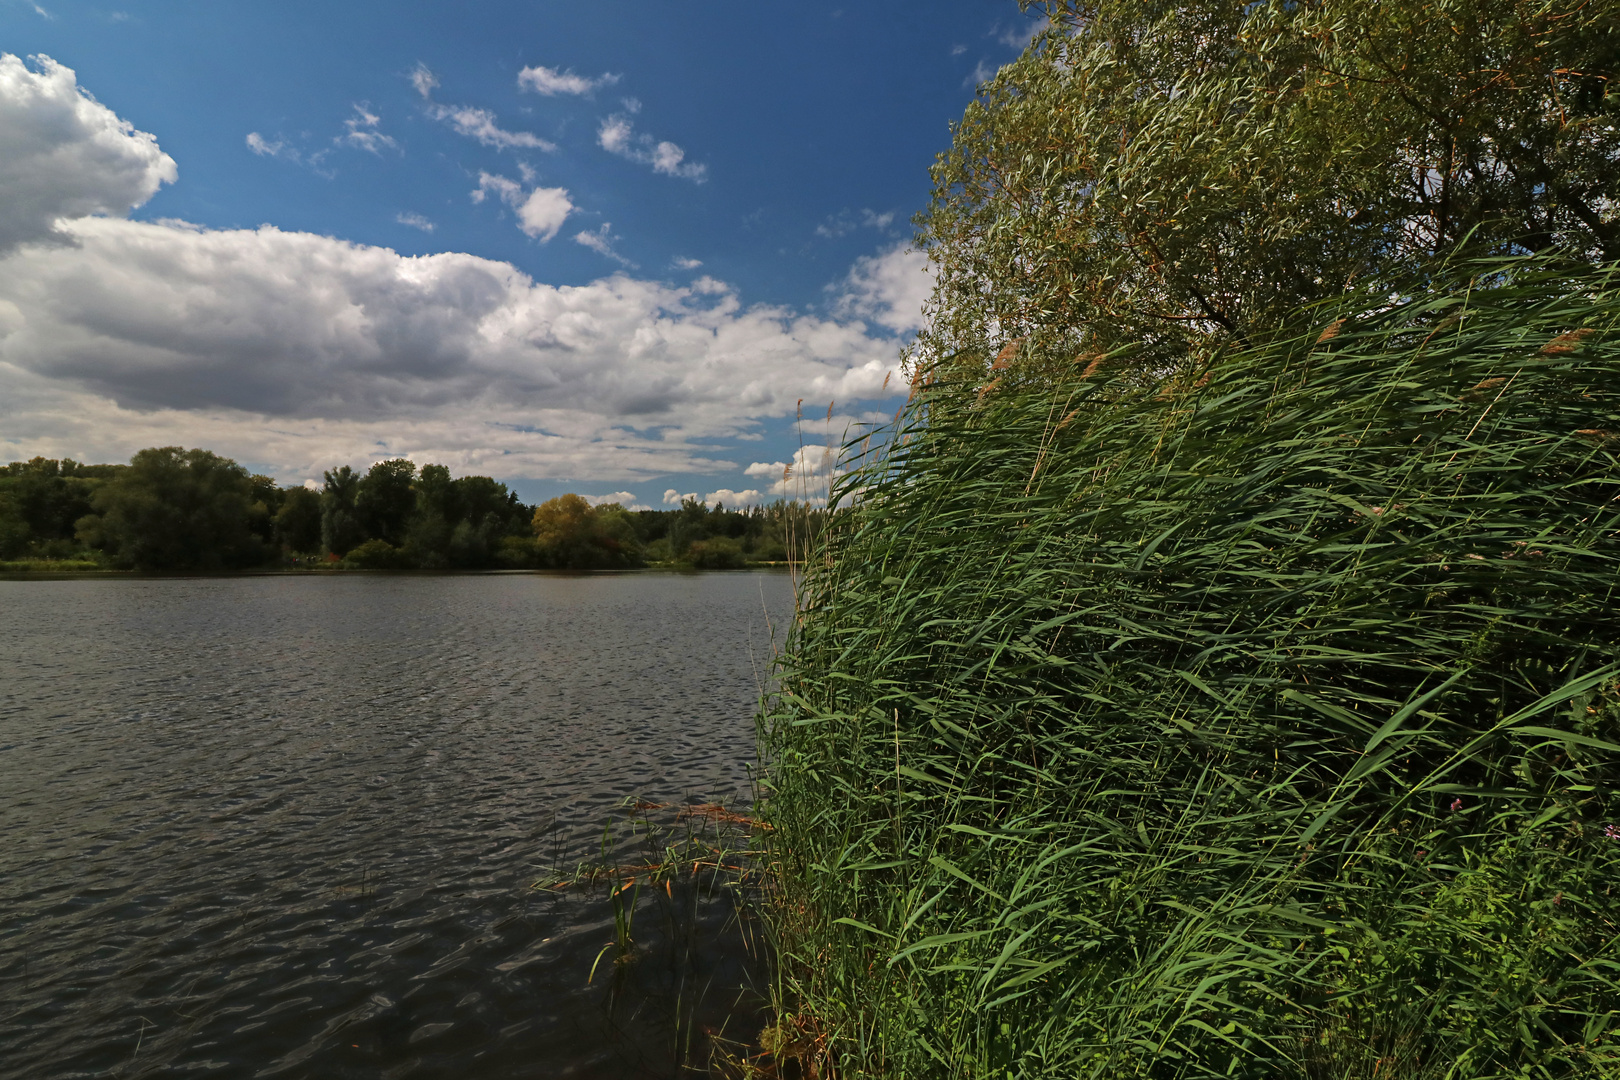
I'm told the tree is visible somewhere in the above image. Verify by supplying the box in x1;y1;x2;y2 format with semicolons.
75;447;267;570
917;0;1620;385
274;486;322;553
0;457;120;559
320;465;364;556
531;494;642;569
355;458;416;546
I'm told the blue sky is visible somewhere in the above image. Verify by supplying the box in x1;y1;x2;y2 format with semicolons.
0;0;1040;507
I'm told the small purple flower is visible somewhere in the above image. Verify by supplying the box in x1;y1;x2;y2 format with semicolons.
1606;823;1620;840
1450;798;1464;812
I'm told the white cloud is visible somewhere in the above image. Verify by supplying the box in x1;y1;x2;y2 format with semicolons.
410;62;439;99
0;59;908;487
994;18;1043;49
515;188;572;241
430;103;554;151
950;43;967;56
575;223;635;268
833;242;933;334
472;172;573;241
663;489;696;506
411;64;552;151
702;488;761;508
743;445;841;502
247;132;332;176
597;115;706;182
517;65;619;96
0;53;176;255
395;211;434;232
965;60;998;88
816;208;896;239
671;256;702;270
0;216;905;475
246;131;294;159
581;490;644;509
338;103;397;153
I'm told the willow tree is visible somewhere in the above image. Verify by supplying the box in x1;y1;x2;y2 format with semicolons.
916;0;1620;385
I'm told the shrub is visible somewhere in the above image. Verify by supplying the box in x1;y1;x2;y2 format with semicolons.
687;535;745;569
341;538;410;570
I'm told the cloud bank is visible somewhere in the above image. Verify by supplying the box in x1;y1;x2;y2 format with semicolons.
0;52;907;487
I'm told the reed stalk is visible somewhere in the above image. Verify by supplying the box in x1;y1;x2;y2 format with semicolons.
758;255;1620;1079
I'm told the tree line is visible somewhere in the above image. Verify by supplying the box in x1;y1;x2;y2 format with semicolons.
0;447;822;571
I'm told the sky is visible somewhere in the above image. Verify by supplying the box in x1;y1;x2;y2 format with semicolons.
0;0;1041;508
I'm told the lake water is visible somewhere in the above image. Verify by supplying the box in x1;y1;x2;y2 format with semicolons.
0;571;794;1079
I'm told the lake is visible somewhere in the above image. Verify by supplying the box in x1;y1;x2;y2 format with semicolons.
0;571;795;1079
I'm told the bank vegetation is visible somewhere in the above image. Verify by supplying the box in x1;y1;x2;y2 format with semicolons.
755;0;1620;1077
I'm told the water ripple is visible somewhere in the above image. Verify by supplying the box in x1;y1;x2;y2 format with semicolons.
0;571;792;1079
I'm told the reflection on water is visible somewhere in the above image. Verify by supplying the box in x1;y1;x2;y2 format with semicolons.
0;571;793;1078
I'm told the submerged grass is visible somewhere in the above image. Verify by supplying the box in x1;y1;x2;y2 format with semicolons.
758;256;1620;1079
533;796;776;1074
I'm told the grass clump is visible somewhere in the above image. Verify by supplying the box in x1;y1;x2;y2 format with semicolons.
759;258;1620;1079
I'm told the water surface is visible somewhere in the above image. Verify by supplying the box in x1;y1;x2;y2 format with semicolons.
0;571;792;1078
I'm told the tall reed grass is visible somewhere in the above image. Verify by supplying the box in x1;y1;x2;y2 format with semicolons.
759;257;1620;1079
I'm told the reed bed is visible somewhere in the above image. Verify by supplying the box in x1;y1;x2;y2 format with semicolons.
759;257;1620;1079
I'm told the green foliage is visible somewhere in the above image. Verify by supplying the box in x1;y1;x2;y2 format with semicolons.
0;457;119;560
75;447;268;570
531;494;643;569
273;485;322;553
762;260;1620;1079
2;448;816;572
355;458;417;546
920;0;1620;385
320;465;364;556
634;498;827;565
687;535;746;570
341;538;411;570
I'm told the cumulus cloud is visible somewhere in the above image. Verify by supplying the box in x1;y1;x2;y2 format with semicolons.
471;172;572;241
395;211;434;232
517;65;619;96
743;445;841;503
338;103;397;153
663;489;696;506
597;115;706;182
671;256;702;270
0;57;907;486
0;53;176;255
702;488;761;508
834;242;933;334
575;223;635;268
581;490;648;510
0;216;904;468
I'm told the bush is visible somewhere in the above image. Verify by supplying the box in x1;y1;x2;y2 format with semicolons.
687;535;744;569
763;260;1620;1079
341;538;410;570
